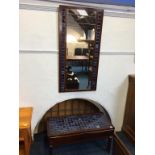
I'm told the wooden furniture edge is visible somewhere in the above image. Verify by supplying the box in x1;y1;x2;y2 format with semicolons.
113;133;132;155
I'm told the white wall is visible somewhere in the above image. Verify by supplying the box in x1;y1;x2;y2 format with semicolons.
19;9;135;52
19;10;58;51
101;16;135;52
19;8;135;134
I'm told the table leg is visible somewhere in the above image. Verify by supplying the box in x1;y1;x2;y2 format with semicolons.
106;136;113;153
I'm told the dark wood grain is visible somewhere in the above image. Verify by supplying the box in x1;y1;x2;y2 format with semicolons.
38;98;104;133
58;5;104;92
122;75;135;143
112;133;132;155
49;129;114;148
43;99;114;153
112;75;135;155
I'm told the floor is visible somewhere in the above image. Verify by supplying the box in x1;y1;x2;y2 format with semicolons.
72;66;90;90
29;132;113;155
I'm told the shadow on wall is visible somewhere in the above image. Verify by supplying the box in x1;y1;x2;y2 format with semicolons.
112;77;128;131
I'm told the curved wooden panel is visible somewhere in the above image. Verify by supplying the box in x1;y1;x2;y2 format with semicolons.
37;98;110;133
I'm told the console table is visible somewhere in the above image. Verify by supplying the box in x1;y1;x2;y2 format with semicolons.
45;99;114;154
19;107;33;155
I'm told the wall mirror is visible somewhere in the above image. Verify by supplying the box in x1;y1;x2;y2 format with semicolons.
59;5;103;92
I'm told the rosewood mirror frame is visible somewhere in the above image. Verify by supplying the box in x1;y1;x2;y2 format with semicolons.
59;5;104;92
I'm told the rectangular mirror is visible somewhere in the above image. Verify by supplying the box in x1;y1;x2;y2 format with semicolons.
59;5;103;92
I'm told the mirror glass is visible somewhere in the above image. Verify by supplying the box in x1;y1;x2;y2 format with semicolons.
59;6;103;92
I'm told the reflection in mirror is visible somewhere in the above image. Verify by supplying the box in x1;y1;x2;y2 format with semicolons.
59;6;103;92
